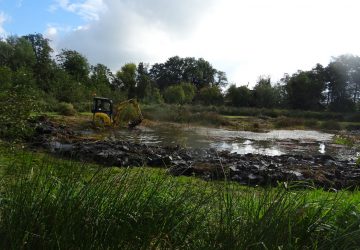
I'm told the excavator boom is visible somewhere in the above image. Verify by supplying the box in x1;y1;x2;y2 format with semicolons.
112;98;143;128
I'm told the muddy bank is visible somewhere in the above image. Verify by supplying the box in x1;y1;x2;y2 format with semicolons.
31;117;360;189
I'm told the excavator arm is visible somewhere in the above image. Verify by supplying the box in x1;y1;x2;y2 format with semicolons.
112;98;143;128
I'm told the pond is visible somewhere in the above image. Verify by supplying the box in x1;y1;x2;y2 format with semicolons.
81;124;358;160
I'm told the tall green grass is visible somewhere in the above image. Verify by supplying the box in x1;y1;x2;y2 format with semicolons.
0;149;360;249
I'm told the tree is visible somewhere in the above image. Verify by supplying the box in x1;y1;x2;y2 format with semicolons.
163;85;185;104
149;56;225;90
226;84;252;107
149;56;184;90
193;58;217;89
326;60;355;112
179;82;196;103
23;33;54;92
115;63;137;99
253;76;277;108
0;71;37;139
214;70;228;87
0;40;13;67
285;68;325;110
142;83;163;104
197;86;224;105
0;67;13;90
7;36;36;70
52;69;85;103
136;62;152;100
90;63;113;97
331;55;360;104
57;49;90;84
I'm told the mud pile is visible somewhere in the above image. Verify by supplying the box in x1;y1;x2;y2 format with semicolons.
31;117;360;189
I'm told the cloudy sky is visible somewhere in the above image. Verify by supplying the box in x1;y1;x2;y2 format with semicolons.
1;0;360;86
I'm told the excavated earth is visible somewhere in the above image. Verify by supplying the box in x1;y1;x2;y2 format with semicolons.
30;117;360;189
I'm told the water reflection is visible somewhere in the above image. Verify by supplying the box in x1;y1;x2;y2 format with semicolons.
211;140;283;156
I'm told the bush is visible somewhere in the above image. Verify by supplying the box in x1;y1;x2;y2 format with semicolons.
193;112;229;126
304;119;319;128
329;98;356;113
57;102;76;116
73;102;92;112
143;85;163;104
180;82;196;103
333;135;354;146
274;116;304;128
197;86;224;105
163;85;185;104
320;120;342;130
0;86;37;139
346;112;360;122
345;124;360;131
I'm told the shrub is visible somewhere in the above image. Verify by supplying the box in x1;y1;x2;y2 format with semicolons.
194;112;229;126
320;120;342;130
346;112;360;122
143;85;163;104
225;85;252;107
0;85;37;139
73;102;92;112
333;135;354;146
345;124;360;131
57;102;76;116
163;85;185;104
179;82;196;103
329;98;356;113
304;119;319;128
197;86;224;105
274;116;304;128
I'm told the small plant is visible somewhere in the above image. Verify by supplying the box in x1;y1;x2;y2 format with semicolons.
57;102;76;116
333;135;354;146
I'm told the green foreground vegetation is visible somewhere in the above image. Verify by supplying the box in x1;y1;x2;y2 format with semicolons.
0;144;360;249
1;32;360;249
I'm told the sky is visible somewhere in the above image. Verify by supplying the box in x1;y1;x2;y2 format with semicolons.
1;0;360;87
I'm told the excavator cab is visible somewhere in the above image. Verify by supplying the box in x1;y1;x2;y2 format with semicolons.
92;97;113;117
91;97;113;126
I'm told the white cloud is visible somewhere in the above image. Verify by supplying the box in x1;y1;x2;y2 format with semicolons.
53;0;360;86
50;0;107;21
45;26;58;37
55;0;217;69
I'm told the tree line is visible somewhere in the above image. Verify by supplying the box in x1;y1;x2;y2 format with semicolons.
227;56;360;112
0;33;359;113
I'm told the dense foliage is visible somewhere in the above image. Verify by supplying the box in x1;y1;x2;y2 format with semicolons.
0;33;360;117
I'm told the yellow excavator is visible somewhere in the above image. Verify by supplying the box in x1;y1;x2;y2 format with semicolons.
91;97;143;128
